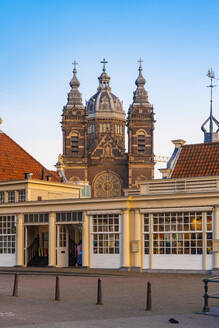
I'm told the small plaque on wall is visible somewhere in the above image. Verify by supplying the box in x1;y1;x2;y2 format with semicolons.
130;240;139;253
213;240;219;252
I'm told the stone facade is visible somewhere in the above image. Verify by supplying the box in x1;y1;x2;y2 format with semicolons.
60;60;155;197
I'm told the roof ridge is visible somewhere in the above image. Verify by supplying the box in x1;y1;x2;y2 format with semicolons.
183;142;219;147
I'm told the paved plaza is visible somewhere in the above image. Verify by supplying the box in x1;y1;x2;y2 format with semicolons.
0;269;218;327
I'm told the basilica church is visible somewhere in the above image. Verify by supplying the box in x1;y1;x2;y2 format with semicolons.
58;60;155;197
0;61;218;271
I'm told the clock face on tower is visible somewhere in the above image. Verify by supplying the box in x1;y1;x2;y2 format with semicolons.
93;172;121;198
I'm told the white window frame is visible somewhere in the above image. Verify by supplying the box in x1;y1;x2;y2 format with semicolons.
143;211;213;255
8;191;15;203
92;214;120;254
18;189;26;202
0;215;16;254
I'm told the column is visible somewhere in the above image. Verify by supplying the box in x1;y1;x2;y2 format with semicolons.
121;210;130;269
48;212;56;267
16;213;24;266
4;191;8;203
202;212;207;271
149;213;153;270
82;213;89;268
132;209;141;269
213;206;219;269
15;191;19;203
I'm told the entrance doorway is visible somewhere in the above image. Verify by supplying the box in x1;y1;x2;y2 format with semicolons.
56;224;82;267
26;225;49;267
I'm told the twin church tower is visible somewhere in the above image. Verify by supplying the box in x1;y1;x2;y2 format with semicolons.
58;59;155;197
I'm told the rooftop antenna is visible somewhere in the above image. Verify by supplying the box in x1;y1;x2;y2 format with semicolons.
201;68;219;142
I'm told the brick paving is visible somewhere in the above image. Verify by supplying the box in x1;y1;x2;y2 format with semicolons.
0;269;218;327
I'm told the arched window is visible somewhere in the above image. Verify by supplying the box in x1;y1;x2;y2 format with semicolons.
71;133;79;153
137;132;146;153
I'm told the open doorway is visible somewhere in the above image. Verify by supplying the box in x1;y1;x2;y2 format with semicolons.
26;225;48;267
56;224;82;267
69;224;82;266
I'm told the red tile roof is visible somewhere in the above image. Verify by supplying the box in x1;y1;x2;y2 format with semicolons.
0;131;61;182
171;142;219;178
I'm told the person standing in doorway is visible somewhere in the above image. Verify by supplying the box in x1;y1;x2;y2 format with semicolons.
76;240;82;267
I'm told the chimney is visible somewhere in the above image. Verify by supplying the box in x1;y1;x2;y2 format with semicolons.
159;168;171;179
24;172;33;180
171;139;186;148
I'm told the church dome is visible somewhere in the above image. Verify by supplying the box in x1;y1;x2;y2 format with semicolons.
86;60;125;119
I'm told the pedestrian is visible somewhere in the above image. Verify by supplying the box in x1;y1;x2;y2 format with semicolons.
76;240;82;266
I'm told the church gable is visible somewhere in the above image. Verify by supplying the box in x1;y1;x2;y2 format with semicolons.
90;132;124;159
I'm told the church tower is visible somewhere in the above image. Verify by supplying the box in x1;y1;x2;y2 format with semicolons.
86;59;126;153
86;59;127;197
127;59;155;187
60;59;155;197
60;62;88;182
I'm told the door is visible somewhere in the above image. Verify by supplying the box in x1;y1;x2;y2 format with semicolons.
57;225;69;267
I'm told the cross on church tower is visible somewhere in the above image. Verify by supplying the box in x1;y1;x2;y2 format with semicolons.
138;58;143;69
101;58;108;73
72;60;78;71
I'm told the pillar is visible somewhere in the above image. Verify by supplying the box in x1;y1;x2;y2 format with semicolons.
202;212;207;271
213;206;219;269
121;210;130;269
16;213;24;266
4;191;8;203
15;191;19;202
48;212;56;267
82;213;89;268
132;209;141;269
149;213;153;270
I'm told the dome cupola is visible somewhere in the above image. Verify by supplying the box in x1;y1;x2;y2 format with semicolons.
86;59;125;119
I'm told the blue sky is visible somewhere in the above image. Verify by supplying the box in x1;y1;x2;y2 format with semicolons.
0;0;218;177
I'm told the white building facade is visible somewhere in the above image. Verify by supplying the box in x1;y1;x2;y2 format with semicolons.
0;176;218;272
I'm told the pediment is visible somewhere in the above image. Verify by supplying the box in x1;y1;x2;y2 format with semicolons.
90;133;124;159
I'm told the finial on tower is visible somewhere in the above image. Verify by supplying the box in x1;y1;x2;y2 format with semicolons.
138;58;143;71
98;58;110;90
135;58;146;87
72;60;78;74
70;60;80;89
201;68;219;143
101;58;108;73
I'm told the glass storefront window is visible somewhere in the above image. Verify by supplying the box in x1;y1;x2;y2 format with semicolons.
143;211;213;255
92;214;120;254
